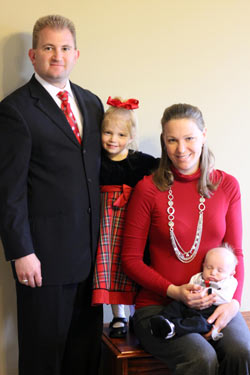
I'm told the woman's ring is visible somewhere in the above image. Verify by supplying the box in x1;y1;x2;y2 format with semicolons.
22;279;28;283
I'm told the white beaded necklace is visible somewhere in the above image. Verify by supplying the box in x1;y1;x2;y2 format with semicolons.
167;187;206;263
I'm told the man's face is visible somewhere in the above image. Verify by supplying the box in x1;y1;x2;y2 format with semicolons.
28;27;79;88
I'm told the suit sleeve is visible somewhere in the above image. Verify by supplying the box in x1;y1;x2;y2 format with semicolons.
0;100;34;260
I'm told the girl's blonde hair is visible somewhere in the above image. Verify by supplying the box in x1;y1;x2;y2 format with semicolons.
102;97;138;150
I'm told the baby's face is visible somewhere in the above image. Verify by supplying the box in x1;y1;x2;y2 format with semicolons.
203;249;235;282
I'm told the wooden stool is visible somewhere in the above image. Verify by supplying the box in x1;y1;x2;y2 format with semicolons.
101;311;250;375
101;324;171;375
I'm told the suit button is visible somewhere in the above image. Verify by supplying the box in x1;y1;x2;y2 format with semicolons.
87;207;91;214
88;178;92;183
83;149;86;154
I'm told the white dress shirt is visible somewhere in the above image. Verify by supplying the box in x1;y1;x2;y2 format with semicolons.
34;73;83;137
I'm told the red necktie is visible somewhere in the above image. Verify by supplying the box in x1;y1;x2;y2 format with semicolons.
57;90;82;144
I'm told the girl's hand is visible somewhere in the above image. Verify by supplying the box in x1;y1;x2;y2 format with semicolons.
167;283;216;309
203;299;240;340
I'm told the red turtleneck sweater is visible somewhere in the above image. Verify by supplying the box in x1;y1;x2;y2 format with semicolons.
122;169;243;309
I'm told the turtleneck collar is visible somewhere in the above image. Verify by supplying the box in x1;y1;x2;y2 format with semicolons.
171;166;201;182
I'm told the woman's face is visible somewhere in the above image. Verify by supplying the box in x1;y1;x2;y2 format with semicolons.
162;118;207;175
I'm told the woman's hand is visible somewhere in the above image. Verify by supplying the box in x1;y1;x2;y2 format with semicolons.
203;299;240;340
167;283;216;309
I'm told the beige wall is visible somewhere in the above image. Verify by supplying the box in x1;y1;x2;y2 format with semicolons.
1;1;250;373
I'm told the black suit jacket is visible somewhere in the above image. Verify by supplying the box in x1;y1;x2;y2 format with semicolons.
0;75;104;285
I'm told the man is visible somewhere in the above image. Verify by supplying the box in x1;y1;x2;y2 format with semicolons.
0;15;103;375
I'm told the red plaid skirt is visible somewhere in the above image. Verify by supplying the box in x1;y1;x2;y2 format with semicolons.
92;185;138;305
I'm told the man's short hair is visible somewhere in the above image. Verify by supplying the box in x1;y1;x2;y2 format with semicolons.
32;15;77;49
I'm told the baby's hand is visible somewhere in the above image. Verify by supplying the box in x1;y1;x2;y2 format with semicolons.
193;286;207;297
200;287;213;298
189;285;203;294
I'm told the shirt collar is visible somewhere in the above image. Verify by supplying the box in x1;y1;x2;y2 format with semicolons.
34;73;73;99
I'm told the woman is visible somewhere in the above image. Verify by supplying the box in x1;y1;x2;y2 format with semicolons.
122;103;250;375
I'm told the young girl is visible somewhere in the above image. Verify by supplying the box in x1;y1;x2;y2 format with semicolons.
92;96;158;338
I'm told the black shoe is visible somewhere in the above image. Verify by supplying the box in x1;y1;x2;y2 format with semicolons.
150;315;175;339
109;317;128;338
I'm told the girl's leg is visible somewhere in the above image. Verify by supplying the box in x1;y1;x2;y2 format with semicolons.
212;312;250;375
129;304;135;316
111;304;126;321
129;305;136;332
133;305;219;375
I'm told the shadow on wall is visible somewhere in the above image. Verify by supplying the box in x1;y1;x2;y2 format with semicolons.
0;241;18;375
0;32;34;375
1;32;33;98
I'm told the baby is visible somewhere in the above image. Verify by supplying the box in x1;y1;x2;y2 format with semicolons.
150;244;238;341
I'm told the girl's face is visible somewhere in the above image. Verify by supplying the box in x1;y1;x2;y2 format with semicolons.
162;118;207;175
102;115;133;160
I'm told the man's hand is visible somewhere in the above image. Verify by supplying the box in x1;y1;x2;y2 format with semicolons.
15;253;42;288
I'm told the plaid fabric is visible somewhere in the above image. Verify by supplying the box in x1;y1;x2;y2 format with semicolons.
92;185;138;305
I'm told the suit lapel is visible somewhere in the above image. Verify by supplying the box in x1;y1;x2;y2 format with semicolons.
71;82;89;146
28;76;81;148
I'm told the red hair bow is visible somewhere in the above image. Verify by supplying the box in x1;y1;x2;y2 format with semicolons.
107;96;139;110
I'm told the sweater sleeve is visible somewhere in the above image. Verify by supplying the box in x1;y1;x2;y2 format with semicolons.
122;177;169;297
221;173;244;303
